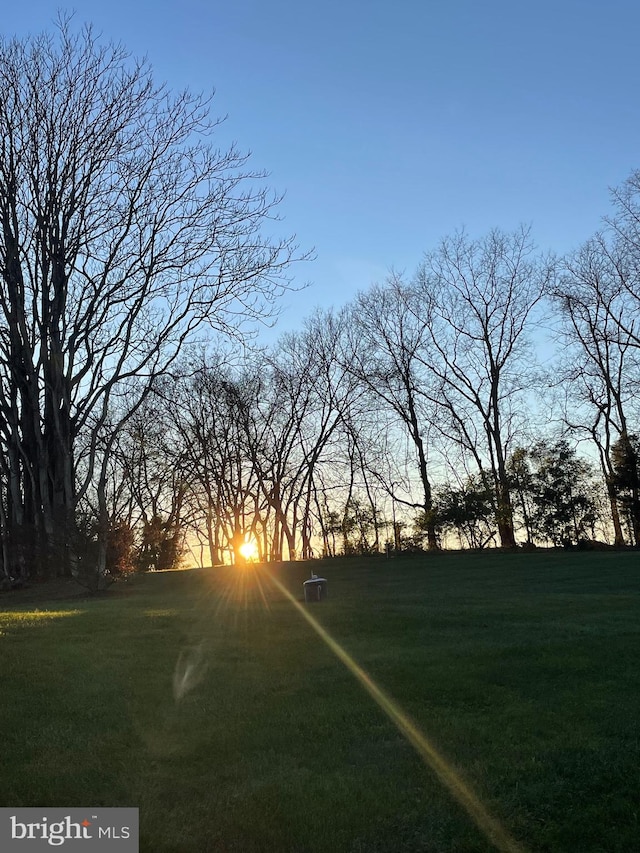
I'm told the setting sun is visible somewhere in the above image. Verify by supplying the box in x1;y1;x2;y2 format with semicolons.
239;539;259;562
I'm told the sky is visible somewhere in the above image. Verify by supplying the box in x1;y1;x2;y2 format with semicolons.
4;1;640;340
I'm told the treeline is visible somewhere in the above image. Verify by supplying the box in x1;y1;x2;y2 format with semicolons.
1;22;640;586
95;210;640;569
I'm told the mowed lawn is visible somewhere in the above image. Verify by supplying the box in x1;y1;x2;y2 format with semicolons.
0;552;638;852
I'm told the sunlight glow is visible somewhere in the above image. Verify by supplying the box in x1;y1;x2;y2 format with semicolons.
144;609;179;618
0;609;84;640
239;538;259;562
0;609;83;625
265;569;527;853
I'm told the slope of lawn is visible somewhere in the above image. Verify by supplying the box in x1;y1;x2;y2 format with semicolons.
0;550;638;852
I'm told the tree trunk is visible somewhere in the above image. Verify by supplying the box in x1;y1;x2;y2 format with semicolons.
495;480;516;548
605;478;625;546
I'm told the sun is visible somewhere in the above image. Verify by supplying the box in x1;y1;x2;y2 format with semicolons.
239;538;259;562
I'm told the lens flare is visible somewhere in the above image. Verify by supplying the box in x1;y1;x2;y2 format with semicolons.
265;568;527;853
173;641;208;701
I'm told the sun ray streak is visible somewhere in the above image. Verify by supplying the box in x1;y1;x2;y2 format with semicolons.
254;570;272;612
266;569;527;853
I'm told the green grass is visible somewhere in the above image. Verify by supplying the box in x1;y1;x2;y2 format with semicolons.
0;551;638;852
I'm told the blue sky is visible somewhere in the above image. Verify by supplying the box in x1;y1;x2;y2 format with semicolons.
4;1;640;337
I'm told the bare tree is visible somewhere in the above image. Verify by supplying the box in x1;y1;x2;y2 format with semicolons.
552;235;640;545
341;278;440;549
131;316;358;568
160;360;265;566
0;20;301;581
412;228;551;548
277;309;406;557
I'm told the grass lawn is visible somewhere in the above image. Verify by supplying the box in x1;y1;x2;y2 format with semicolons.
0;551;638;852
